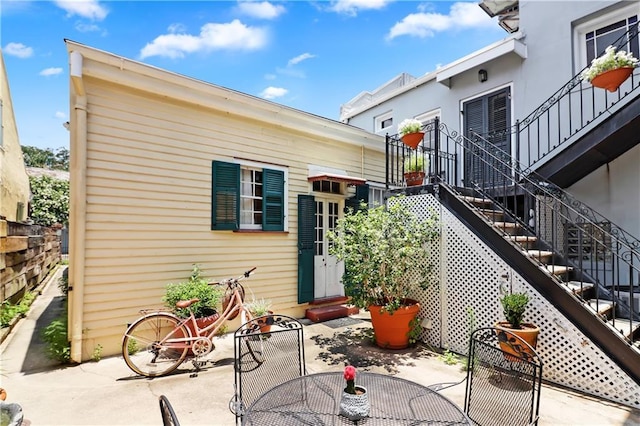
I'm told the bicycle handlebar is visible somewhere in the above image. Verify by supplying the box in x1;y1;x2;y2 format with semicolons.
210;267;257;286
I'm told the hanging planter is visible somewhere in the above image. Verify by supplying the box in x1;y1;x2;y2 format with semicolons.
580;45;638;92
590;67;634;92
398;118;424;150
401;132;425;149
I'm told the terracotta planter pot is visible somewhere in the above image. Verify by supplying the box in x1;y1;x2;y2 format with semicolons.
404;171;425;186
255;311;274;333
401;132;424;149
494;321;540;361
590;67;634;92
368;300;420;349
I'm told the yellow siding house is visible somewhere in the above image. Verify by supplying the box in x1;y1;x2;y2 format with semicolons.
65;40;386;361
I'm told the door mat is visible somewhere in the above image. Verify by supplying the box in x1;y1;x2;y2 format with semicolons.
321;317;364;329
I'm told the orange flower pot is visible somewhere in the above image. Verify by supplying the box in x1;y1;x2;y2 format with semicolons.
590;67;634;92
368;300;420;349
494;321;540;361
401;132;424;149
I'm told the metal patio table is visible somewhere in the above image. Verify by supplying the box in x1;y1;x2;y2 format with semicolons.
242;371;472;425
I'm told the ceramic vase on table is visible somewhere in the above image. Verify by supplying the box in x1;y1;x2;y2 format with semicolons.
339;386;369;421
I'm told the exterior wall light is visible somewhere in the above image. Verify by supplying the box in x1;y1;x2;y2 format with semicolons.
478;69;488;83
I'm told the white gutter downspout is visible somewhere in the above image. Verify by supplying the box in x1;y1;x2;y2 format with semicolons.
69;50;87;363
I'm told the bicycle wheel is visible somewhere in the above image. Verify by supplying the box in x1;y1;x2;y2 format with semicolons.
122;313;190;377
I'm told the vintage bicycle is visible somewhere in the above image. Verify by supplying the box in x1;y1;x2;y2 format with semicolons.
122;266;262;377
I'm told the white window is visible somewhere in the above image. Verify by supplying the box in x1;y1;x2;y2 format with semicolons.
575;4;639;70
240;167;263;229
368;184;386;209
374;111;393;134
414;109;440;125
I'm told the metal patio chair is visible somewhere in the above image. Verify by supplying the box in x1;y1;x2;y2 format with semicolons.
229;314;306;425
159;395;181;426
429;326;543;426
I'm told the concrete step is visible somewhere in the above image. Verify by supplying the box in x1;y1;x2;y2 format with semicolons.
493;221;521;235
563;281;595;296
462;196;492;206
305;304;360;323
479;208;504;221
526;250;554;263
507;235;538;249
544;264;573;276
587;299;615;316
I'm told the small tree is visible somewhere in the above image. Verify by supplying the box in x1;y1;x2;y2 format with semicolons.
29;175;69;226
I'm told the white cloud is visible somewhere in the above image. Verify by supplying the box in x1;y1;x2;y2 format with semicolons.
140;19;268;59
329;0;391;17
168;23;187;34
387;2;494;40
237;1;285;19
264;73;277;80
288;53;316;67
75;22;100;32
4;42;33;58
54;0;108;20
40;67;63;77
260;86;288;99
55;111;67;120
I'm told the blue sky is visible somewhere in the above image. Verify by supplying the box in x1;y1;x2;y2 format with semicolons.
2;0;506;151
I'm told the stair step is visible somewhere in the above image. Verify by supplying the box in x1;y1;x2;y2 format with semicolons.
608;318;640;338
526;250;554;262
564;281;595;295
493;221;521;235
587;299;615;315
507;235;538;249
479;208;504;221
544;264;573;276
305;304;359;323
462;196;492;206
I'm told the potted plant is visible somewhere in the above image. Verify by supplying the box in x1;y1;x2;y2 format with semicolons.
495;291;540;358
327;196;439;349
163;264;223;334
339;365;369;421
580;45;639;92
398;118;424;149
244;297;274;332
404;152;427;186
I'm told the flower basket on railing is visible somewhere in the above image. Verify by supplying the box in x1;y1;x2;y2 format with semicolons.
580;45;639;92
398;118;424;149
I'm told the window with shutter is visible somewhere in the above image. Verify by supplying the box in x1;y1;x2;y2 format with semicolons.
212;160;286;231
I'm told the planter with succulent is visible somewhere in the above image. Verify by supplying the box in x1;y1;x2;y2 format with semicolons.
398;118;424;149
245;298;274;332
404;152;427;187
327;196;439;349
580;45;639;92
339;365;369;421
163;264;223;336
495;291;540;358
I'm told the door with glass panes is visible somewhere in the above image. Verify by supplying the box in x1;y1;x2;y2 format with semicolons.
314;198;345;299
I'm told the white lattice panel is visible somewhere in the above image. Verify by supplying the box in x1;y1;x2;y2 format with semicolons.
397;192;640;409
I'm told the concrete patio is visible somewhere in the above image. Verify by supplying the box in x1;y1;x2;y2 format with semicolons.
1;268;639;425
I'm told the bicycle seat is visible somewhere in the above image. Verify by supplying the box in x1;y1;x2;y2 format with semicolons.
175;298;200;309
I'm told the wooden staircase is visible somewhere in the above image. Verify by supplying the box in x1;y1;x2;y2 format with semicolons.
463;195;640;348
304;296;359;323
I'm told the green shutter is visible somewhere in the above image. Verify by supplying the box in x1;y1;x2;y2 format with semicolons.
262;169;285;231
345;184;370;212
211;161;240;230
297;194;315;303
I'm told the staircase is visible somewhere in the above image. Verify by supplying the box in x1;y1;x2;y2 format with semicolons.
462;194;640;349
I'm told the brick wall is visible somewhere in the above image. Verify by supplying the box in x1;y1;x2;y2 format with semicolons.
1;218;61;303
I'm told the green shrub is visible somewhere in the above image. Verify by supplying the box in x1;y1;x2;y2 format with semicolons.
163;265;223;318
0;292;35;327
42;310;71;363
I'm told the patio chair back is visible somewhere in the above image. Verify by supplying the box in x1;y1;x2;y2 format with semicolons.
230;314;306;424
159;395;181;426
464;326;543;426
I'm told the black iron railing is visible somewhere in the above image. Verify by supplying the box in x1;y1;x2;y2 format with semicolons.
484;22;640;171
385;120;640;345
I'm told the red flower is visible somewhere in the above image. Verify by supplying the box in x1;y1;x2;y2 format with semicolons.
344;365;356;381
